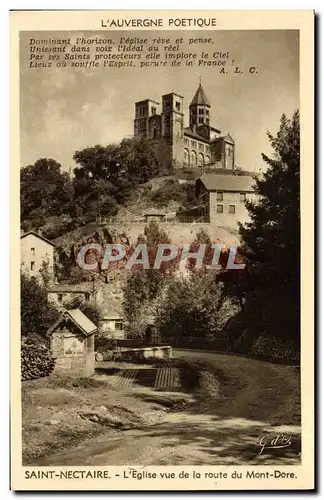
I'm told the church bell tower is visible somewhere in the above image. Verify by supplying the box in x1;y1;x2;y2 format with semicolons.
189;82;211;131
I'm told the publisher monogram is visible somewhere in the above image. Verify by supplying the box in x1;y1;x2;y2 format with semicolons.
258;434;292;455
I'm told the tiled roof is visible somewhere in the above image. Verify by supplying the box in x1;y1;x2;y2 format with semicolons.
190;84;211;107
198;173;256;193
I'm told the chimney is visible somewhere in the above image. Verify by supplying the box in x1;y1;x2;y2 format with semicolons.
37;229;42;236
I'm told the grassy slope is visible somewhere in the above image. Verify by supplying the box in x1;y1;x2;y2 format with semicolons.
174;350;300;426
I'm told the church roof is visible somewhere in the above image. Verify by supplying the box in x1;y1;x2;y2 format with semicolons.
184;127;211;143
211;133;235;145
198;173;256;193
190;84;211;107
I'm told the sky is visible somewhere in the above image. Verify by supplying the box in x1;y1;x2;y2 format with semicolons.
20;30;299;173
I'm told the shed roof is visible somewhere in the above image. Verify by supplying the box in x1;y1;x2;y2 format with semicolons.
198;173;256;193
47;308;97;337
20;231;55;247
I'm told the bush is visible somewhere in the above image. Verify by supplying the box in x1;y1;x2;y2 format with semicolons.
174;357;223;395
250;336;300;363
94;336;115;353
150;180;196;209
21;273;60;337
21;334;55;381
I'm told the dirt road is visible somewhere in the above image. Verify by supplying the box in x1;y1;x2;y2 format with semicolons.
31;351;301;466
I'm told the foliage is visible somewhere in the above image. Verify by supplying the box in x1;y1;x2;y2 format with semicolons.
20;272;60;337
21;334;55;381
174;357;224;396
63;295;101;326
72;138;162;219
53;245;74;282
250;336;300;363
192;228;211;245
221;111;300;349
150;179;196;209
21;138;169;236
156;272;229;344
143;220;171;247
40;215;80;241
38;256;53;288
94;337;115;353
123;222;174;339
20;158;73;226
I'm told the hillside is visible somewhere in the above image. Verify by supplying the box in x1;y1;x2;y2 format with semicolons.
52;174;239;255
54;221;238;254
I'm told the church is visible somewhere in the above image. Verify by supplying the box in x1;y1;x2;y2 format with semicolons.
133;82;235;169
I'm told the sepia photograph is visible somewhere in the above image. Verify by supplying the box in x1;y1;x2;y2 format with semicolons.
10;10;314;491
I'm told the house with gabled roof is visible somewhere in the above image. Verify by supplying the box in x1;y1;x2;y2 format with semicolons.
47;281;103;308
47;308;97;377
195;173;259;229
20;230;55;280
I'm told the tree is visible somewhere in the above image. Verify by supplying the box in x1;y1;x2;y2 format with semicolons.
155;272;231;346
38;256;54;288
72;138;162;221
223;111;300;349
20;158;73;225
150;179;196;209
53;245;74;282
123;222;175;338
21;272;60;336
117;137;160;183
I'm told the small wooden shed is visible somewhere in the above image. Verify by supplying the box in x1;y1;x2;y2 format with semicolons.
47;309;97;377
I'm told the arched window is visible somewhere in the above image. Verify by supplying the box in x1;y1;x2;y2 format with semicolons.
198;153;204;167
184;148;189;166
191;151;197;167
205;155;211;164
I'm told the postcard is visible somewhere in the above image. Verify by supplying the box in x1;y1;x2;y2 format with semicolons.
10;10;314;491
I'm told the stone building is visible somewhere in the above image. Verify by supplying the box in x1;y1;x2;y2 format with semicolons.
195;173;258;229
20;231;54;279
47;282;103;308
134;83;235;169
47;308;96;377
